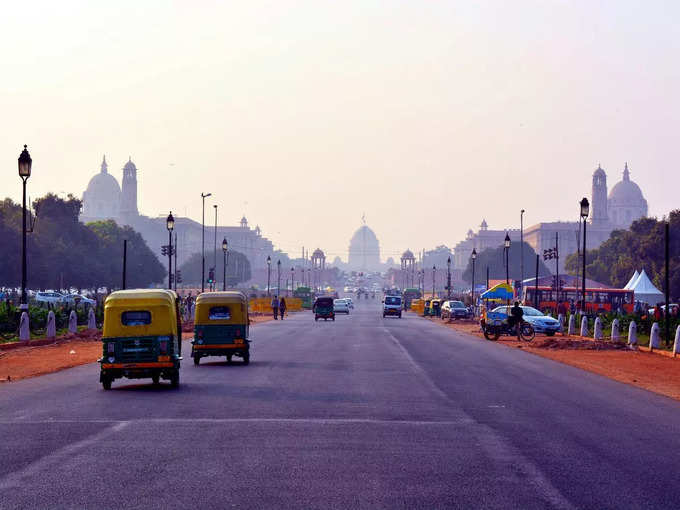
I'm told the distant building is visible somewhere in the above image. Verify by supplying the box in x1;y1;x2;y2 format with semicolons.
454;164;649;274
80;156;278;271
347;223;381;271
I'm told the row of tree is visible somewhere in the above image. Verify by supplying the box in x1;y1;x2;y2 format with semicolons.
0;194;164;291
565;211;679;299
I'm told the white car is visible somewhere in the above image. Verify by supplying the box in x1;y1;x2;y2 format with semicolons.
35;291;65;304
345;298;354;309
333;299;350;314
62;294;96;306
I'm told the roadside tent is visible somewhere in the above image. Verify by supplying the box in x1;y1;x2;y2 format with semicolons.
480;283;514;302
624;270;639;290
629;270;664;305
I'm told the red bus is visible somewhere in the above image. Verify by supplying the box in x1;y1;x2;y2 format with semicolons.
522;286;634;314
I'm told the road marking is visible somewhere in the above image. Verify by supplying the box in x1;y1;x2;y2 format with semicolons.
0;418;471;426
0;421;129;490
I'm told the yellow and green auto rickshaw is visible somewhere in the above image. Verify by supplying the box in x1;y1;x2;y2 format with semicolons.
423;299;432;316
99;289;182;390
430;298;442;317
191;291;250;365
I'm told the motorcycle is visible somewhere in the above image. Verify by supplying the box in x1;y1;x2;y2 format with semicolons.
482;315;535;342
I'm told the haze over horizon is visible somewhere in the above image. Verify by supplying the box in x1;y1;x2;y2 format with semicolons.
2;1;677;262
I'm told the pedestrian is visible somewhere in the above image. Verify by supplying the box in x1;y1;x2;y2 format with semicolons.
654;304;662;321
279;297;287;320
271;295;279;320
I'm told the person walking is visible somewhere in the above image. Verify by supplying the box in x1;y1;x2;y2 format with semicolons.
271;295;279;320
279;297;287;320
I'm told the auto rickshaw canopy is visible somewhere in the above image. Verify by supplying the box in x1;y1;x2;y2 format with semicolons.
195;291;249;325
103;289;179;338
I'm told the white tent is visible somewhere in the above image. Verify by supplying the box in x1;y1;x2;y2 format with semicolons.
630;269;664;304
624;270;640;290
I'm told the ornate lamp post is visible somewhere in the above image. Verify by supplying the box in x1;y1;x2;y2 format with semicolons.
446;256;451;299
213;204;218;291
166;212;174;290
18;145;32;310
222;238;228;291
504;233;511;285
267;255;271;296
290;267;294;296
277;260;281;297
200;192;212;292
432;265;436;298
520;209;525;298
580;197;590;314
471;249;477;314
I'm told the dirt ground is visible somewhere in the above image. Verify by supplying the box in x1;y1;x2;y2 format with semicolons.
0;313;279;383
423;315;680;401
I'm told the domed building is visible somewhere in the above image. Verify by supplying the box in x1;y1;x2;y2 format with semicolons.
608;163;648;228
81;156;121;221
348;224;381;271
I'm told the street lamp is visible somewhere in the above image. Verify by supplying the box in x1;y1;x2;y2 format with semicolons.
18;145;32;310
267;255;271;296
201;192;212;292
432;265;436;298
520;209;525;298
213;204;218;291
222;238;228;291
290;267;294;296
471;249;477;315
166;212;174;290
504;232;511;285
446;256;451;299
277;260;281;297
580;197;590;314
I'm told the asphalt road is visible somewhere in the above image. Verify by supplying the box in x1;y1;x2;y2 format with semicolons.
2;299;680;509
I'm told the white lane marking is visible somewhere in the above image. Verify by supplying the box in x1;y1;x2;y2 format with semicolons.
0;421;129;490
383;326;576;510
0;418;471;426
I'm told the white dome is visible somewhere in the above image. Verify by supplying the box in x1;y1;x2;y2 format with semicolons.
82;156;121;220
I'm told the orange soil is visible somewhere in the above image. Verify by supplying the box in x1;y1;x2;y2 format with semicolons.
423;315;680;401
0;313;281;383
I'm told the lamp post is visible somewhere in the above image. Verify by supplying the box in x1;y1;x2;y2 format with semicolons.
471;249;477;314
222;238;228;291
580;198;589;315
432;265;436;298
290;267;294;296
267;256;271;296
166;212;174;290
201;192;212;292
446;256;451;299
277;260;281;297
18;145;32;310
520;209;525;298
504;233;511;285
213;204;218;291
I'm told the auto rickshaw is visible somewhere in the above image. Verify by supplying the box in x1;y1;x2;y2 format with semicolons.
313;297;335;321
191;291;250;365
423;299;432;316
430;299;442;317
99;289;182;390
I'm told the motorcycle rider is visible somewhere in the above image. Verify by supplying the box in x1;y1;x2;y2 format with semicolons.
508;301;524;339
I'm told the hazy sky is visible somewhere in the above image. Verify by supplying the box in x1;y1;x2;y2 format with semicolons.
2;1;678;262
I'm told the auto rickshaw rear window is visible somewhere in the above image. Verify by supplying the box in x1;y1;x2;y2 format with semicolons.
121;311;151;326
209;306;231;320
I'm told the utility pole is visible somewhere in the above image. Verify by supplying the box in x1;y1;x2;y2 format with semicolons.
122;239;127;290
520;209;525;299
201;192;212;292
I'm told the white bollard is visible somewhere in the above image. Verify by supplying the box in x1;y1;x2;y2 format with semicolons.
580;316;588;337
191;302;196;320
19;311;30;342
594;317;603;340
47;311;56;340
611;319;620;343
568;314;576;335
628;321;637;346
649;322;661;350
558;314;565;334
87;307;96;329
673;326;680;357
68;310;78;334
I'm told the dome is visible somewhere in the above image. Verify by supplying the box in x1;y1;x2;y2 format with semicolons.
350;225;379;246
312;248;325;259
593;164;606;178
348;225;381;270
123;158;137;172
82;156;121;219
401;249;415;260
608;163;645;205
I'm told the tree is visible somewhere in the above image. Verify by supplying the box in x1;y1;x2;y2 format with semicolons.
179;250;251;286
461;242;551;284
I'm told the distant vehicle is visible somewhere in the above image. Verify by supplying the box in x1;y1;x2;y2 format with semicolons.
490;305;560;336
343;286;352;293
293;286;313;309
313;297;335;321
62;294;96;306
383;295;402;318
523;286;634;314
35;291;64;304
647;304;678;316
402;288;422;309
333;299;350;314
345;297;354;309
441;300;471;320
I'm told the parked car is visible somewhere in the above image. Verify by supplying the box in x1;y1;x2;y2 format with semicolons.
333;299;350;314
62;294;96;306
441;300;471;320
490;305;560;336
35;291;65;304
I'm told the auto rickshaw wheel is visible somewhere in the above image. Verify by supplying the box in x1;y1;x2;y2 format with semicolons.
193;355;200;366
152;373;160;384
226;354;233;363
170;370;180;388
242;352;250;365
102;376;112;390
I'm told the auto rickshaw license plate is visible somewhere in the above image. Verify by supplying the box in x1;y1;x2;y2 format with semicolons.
158;355;170;361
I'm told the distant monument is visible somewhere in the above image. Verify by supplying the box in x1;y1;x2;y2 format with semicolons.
347;215;381;271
